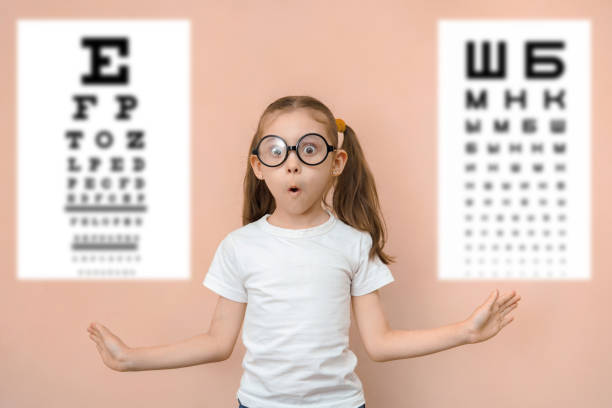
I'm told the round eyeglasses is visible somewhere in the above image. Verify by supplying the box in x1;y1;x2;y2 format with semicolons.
251;133;336;167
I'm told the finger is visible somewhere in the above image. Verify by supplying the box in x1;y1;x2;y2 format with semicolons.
501;316;514;329
97;324;111;336
503;297;520;311
488;289;499;310
91;329;105;343
95;338;108;357
505;296;521;309
498;291;516;307
501;303;518;317
90;334;101;345
93;323;107;337
500;294;520;310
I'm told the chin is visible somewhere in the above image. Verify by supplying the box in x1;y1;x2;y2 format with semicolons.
276;200;312;213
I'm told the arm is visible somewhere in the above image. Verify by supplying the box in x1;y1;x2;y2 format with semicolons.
88;295;246;372
351;289;520;363
351;290;468;362
126;295;246;371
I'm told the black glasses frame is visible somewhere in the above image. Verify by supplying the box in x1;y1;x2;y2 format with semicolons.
251;133;337;167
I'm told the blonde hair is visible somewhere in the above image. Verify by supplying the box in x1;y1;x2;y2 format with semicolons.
242;95;396;265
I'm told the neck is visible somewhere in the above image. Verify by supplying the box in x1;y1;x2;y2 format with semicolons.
267;205;330;230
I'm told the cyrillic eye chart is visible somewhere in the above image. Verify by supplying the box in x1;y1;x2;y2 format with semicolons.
437;20;591;280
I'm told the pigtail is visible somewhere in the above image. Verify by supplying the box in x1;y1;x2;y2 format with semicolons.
242;135;276;225
331;125;396;265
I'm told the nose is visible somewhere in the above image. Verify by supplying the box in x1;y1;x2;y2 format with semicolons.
285;149;301;173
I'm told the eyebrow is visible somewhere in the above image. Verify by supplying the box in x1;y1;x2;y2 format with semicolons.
261;132;324;145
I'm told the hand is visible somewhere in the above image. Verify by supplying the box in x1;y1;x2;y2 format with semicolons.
87;322;131;371
462;289;521;344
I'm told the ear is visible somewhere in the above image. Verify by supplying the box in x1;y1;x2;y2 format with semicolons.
332;149;348;175
250;154;264;180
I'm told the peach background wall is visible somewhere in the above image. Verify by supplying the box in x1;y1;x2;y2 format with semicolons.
1;0;611;407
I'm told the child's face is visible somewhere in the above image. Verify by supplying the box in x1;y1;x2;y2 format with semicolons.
249;108;347;217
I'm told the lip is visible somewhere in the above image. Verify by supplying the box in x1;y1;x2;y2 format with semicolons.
288;185;301;196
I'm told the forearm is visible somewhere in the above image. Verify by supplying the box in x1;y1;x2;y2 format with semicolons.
124;332;226;371
375;321;470;362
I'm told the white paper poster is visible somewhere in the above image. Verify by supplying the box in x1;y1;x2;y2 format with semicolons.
17;20;191;280
437;20;591;280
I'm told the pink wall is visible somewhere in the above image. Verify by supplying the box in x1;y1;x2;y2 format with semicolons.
1;0;611;406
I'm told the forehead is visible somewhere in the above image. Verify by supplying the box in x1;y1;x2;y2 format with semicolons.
262;109;330;144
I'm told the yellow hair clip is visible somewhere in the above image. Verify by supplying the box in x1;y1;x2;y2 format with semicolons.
335;118;346;133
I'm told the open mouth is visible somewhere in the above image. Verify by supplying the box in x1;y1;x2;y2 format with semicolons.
288;186;300;193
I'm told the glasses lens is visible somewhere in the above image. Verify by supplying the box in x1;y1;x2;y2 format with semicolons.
259;136;286;166
298;134;327;165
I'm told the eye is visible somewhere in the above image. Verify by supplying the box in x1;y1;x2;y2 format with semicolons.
303;144;316;154
270;146;283;156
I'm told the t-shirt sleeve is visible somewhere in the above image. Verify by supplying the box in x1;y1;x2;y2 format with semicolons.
351;232;395;296
202;233;248;303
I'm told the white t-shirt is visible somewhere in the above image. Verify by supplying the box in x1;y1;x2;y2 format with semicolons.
202;208;394;408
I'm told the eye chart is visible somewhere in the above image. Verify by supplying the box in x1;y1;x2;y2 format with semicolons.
437;20;591;280
17;20;191;280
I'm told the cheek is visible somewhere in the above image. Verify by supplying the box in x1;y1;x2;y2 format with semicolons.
263;174;285;194
305;170;332;189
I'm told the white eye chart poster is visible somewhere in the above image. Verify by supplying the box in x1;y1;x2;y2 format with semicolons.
437;20;591;280
17;20;191;280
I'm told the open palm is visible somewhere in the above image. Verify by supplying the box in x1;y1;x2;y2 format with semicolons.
464;289;521;344
87;322;131;371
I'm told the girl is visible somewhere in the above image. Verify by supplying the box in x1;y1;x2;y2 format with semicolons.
87;95;521;408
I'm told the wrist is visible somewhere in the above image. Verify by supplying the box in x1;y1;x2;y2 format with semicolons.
458;320;473;345
120;347;136;372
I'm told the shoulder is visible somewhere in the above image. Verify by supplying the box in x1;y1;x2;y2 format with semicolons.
334;216;368;237
330;217;371;251
223;218;264;245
